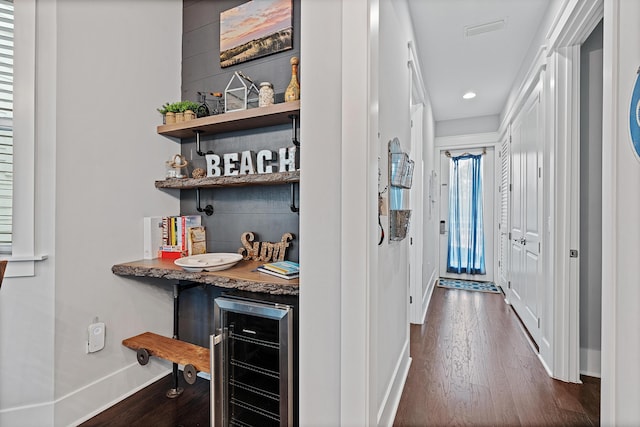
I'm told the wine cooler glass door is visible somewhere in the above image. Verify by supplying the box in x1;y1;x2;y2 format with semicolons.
213;298;292;427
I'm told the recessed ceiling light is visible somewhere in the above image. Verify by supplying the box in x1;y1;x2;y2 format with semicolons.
463;91;476;100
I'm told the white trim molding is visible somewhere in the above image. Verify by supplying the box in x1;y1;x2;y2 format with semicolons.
546;0;603;384
600;0;618;423
11;0;37;278
550;45;582;383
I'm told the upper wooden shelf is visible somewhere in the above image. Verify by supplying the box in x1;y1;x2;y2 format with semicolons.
155;170;299;189
157;100;300;139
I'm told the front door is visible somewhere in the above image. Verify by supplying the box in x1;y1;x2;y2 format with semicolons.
509;86;543;345
439;148;495;283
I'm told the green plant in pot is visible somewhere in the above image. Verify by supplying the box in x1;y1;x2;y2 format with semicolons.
158;102;180;125
179;101;200;121
158;101;201;124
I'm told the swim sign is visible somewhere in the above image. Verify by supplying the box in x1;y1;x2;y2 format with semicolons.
629;67;640;159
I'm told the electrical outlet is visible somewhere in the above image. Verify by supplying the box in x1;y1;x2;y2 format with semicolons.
87;322;105;353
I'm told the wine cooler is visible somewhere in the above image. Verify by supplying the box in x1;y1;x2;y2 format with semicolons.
211;292;297;426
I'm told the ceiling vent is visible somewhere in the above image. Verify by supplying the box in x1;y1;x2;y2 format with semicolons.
464;19;507;37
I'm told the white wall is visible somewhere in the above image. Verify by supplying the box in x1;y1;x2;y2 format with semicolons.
301;0;425;424
375;0;414;423
0;1;182;426
602;0;640;424
299;0;343;424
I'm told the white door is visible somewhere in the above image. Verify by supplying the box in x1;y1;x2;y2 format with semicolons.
509;87;543;345
439;148;495;283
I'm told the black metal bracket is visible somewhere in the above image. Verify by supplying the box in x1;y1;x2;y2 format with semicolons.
290;182;299;213
289;114;300;146
194;130;213;156
196;188;214;216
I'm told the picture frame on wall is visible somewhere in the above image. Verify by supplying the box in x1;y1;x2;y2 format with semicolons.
220;0;293;68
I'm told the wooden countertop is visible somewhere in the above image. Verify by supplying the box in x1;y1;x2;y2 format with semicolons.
112;258;299;295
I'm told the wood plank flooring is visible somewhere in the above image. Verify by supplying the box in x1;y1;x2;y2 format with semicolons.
80;285;599;426
393;285;600;426
79;374;209;427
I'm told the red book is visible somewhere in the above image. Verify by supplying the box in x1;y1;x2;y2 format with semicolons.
160;250;183;260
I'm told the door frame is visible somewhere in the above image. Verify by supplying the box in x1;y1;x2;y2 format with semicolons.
409;103;425;324
548;0;604;383
435;133;500;284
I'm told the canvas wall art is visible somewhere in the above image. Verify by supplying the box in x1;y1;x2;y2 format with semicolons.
220;0;293;68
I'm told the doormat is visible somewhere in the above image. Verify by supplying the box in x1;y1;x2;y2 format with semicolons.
438;278;501;294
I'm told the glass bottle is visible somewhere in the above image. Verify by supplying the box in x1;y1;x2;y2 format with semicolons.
285;57;300;102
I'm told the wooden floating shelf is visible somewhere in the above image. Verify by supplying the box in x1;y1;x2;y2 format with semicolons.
155;170;300;189
112;258;299;295
157;100;300;139
122;331;210;373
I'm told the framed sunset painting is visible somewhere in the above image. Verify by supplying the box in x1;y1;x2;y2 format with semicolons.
220;0;293;68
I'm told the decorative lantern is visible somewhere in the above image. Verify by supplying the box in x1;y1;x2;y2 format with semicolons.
224;71;260;112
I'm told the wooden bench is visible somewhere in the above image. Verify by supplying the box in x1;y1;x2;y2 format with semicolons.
122;332;210;383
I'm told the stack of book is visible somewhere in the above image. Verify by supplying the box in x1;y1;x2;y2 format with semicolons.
143;215;206;259
257;261;300;280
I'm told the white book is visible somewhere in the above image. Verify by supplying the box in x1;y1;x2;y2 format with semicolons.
143;216;164;259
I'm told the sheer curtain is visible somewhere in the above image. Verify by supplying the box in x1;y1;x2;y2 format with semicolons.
447;154;486;275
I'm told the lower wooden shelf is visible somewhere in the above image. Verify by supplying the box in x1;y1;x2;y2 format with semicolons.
112;258;299;295
122;331;210;374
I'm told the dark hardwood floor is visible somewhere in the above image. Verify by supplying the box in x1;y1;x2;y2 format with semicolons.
393;285;600;426
79;374;210;427
80;285;599;427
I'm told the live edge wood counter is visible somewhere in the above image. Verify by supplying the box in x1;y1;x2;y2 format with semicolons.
112;258;299;296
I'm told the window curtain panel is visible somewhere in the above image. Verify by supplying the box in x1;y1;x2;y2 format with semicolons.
447;154;486;275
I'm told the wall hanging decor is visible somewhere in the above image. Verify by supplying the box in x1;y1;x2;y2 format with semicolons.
220;0;293;68
388;137;413;241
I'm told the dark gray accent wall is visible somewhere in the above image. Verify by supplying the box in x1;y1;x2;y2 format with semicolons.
180;0;301;261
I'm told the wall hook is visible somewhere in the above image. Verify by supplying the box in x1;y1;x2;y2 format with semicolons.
289;114;299;146
196;188;214;216
290;182;299;213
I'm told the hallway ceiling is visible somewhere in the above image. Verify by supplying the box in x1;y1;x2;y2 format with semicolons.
407;0;551;123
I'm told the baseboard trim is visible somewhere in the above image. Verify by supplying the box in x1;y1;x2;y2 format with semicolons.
416;271;437;324
376;339;411;427
0;399;53;427
580;347;601;378
62;360;171;426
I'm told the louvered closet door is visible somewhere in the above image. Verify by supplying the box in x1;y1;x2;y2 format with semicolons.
498;136;510;289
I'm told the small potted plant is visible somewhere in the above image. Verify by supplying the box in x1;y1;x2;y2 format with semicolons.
181;101;200;121
158;101;201;124
157;102;175;124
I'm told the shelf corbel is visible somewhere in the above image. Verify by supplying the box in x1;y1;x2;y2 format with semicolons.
290;182;299;213
289;114;299;147
194;130;210;156
196;188;214;216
